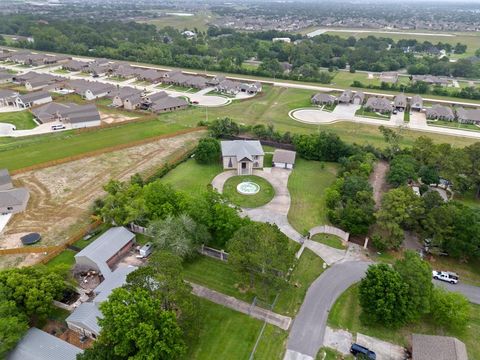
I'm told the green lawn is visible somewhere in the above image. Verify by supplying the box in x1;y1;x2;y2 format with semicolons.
328;284;480;360
160;159;222;196
428;120;480;132
311;234;346;250
274;249;325;316
355;106;391;120
43;249;76;271
264;153;273;167
186;298;287;360
223;175;275;208
52;68;70;74
0;111;37;130
317;347;354;360
288;160;339;235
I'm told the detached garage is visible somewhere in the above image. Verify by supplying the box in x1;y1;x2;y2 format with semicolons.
273;149;296;169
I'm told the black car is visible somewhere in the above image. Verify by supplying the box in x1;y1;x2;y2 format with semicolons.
350;343;376;359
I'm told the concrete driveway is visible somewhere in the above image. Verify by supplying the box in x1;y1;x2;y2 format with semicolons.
284;261;371;360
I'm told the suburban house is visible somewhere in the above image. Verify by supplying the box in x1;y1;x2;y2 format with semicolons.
311;93;335;106
15;91;52;108
111;64;137;79
0;89;17;107
352;91;365;105
66;265;137;339
0;169;29;215
394;94;408;110
0;71;14;85
337;90;353;104
238;82;262;94
135;68;165;83
379;71;398;83
412;75;449;87
112;87;143;108
162;71;209;89
150;95;189;113
124;94;143;110
7;328;83;360
220;140;264;175
216;79;242;95
365;97;393;113
411;334;467;360
25;74;60;91
69;80;115;100
74;226;136;278
62;59;90;72
272;149;296;169
31;103;101;129
426;104;455;121
410;95;424;111
455;107;480;124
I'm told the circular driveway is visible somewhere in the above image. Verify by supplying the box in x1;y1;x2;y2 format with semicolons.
289;108;339;124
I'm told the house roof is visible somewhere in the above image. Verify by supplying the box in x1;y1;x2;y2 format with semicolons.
411;95;423;106
365;97;393;111
0;89;17;99
0;188;30;207
93;265;137;303
74;227;135;277
59;104;101;124
145;91;168;103
394;94;407;106
312;93;335;103
338;90;353;100
221;140;264;162
151;96;188;112
0;169;12;189
0;72;13;81
273;149;296;164
7;327;82;360
31;102;71;123
17;91;51;104
65;302;102;336
426;104;454;119
113;86;142;100
456;107;480;122
412;334;468;360
353;91;365;101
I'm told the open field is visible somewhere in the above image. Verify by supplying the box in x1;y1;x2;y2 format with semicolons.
287;160;338;234
328;284;480;360
0;111;37;130
141;11;217;32
0;131;203;269
187;298;286;360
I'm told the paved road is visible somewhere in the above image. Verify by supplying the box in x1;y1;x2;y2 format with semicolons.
434;279;480;305
284;261;371;360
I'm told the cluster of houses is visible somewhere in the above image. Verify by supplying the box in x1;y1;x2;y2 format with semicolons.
426;104;480;124
0;49;71;67
377;72;451;87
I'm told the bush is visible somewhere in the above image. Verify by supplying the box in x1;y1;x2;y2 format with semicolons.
195;138;220;164
430;288;470;331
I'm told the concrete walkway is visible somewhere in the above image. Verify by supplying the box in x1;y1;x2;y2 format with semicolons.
190;282;292;330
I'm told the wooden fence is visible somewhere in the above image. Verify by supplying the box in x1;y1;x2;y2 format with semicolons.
11;127;206;175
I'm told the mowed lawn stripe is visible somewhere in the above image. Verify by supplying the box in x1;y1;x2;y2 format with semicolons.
0;120;192;170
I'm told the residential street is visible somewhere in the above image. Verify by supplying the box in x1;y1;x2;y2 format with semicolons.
434;279;480;305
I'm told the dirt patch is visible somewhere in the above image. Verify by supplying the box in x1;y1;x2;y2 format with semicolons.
369;160;389;209
0;131;203;268
100;111;137;124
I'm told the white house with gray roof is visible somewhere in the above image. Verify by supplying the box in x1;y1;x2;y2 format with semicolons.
221;140;264;175
74;227;136;278
7;327;82;360
14;91;52;108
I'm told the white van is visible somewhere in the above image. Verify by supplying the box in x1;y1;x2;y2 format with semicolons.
51;124;66;131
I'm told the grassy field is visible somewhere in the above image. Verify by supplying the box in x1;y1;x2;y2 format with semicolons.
223;175;275;208
160;159;223;196
141;11;217;32
288;160;339;235
428;120;480;132
0;111;37;130
328;284;480;360
186;298;287;360
311;234;346;250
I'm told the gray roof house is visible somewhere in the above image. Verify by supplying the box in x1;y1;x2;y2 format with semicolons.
365;97;393;113
337;90;353;103
0;168;30;215
410;95;423;111
15;91;52;109
66;265;136;338
426;104;455;121
412;334;467;360
412;75;449;86
0;71;14;84
221;140;264;175
273;149;296;169
31;102;101;129
7;327;82;360
394;94;407;109
150;96;189;113
352;91;365;105
0;89;17;107
74;227;136;277
456;107;480;124
62;60;90;72
311;93;335;105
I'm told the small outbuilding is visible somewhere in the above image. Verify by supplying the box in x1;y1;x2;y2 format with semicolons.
7;327;82;360
411;334;467;360
273;149;296;169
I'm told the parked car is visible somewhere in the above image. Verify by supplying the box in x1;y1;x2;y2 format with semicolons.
51;124;66;131
393;109;398;114
432;270;459;284
350;343;376;359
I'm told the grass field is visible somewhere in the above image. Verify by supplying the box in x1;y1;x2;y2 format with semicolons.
186;298;287;360
0;111;37;130
141;11;217;32
160;159;223;196
328;284;480;360
288;160;338;234
311;234;346;250
223;175;275;208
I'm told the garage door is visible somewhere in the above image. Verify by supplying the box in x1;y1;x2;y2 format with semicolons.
353;98;361;105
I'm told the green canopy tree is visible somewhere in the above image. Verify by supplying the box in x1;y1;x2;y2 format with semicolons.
430;288;470;331
359;264;409;327
0;297;28;358
195;138;220;164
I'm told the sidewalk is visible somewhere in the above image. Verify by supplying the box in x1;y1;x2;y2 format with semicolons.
189;282;292;330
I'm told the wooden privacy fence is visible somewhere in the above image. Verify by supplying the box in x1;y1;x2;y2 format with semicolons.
0;220;102;261
11;127;206;175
